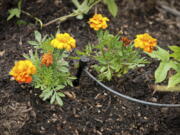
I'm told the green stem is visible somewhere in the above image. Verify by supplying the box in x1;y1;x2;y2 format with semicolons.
43;0;102;27
21;10;43;27
153;85;180;92
43;12;82;27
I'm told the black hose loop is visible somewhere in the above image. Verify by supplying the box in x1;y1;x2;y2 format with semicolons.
85;68;180;107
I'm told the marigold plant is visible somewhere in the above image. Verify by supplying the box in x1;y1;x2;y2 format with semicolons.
88;14;109;31
134;33;180;90
10;31;76;106
134;33;157;53
76;30;147;81
9;60;36;83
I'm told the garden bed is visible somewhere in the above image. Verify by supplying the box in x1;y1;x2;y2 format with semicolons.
0;0;180;135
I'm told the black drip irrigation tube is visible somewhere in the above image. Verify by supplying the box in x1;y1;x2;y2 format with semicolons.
74;57;180;107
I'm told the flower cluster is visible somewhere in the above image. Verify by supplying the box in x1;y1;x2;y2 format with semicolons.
9;60;36;83
88;14;109;31
41;52;53;67
50;33;76;51
134;33;157;53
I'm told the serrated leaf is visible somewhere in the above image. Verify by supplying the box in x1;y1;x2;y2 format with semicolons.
68;76;76;80
28;41;39;46
7;8;21;21
34;31;42;42
56;95;63;106
42;90;53;101
59;66;69;72
100;67;107;72
107;68;112;80
67;80;73;86
54;85;65;90
50;93;56;104
155;61;173;83
168;73;180;87
58;92;65;97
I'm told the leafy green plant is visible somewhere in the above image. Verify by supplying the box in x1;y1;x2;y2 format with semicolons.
23;31;76;106
72;0;118;19
147;46;180;88
77;30;147;81
7;0;22;21
72;0;101;19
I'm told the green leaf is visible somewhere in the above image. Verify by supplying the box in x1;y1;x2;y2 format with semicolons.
58;92;65;97
50;93;56;104
7;8;21;21
168;73;180;87
28;41;39;46
54;85;65;90
103;0;118;17
76;50;86;56
100;67;107;72
59;66;69;73
34;31;42;42
56;95;63;106
72;0;81;8
107;67;112;80
18;0;22;9
147;47;170;61
16;20;27;25
42;90;53;101
155;61;174;83
169;46;180;60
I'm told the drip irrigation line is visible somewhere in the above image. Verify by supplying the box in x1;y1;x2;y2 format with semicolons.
84;69;180;107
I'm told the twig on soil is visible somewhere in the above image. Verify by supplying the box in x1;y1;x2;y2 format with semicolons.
21;107;32;113
157;2;180;17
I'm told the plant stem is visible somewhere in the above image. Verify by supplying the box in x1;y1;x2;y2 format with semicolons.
21;0;102;28
21;10;43;27
43;0;102;27
43;12;82;27
153;85;180;92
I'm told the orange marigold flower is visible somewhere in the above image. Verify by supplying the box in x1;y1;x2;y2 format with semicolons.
41;53;53;67
9;60;36;83
50;33;76;51
88;14;109;31
121;37;131;46
134;33;157;53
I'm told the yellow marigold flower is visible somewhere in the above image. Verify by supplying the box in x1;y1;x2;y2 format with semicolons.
50;33;76;51
88;14;109;31
134;33;157;53
41;52;53;67
9;60;36;83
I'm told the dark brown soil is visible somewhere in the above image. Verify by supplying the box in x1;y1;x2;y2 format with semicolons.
0;0;180;135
